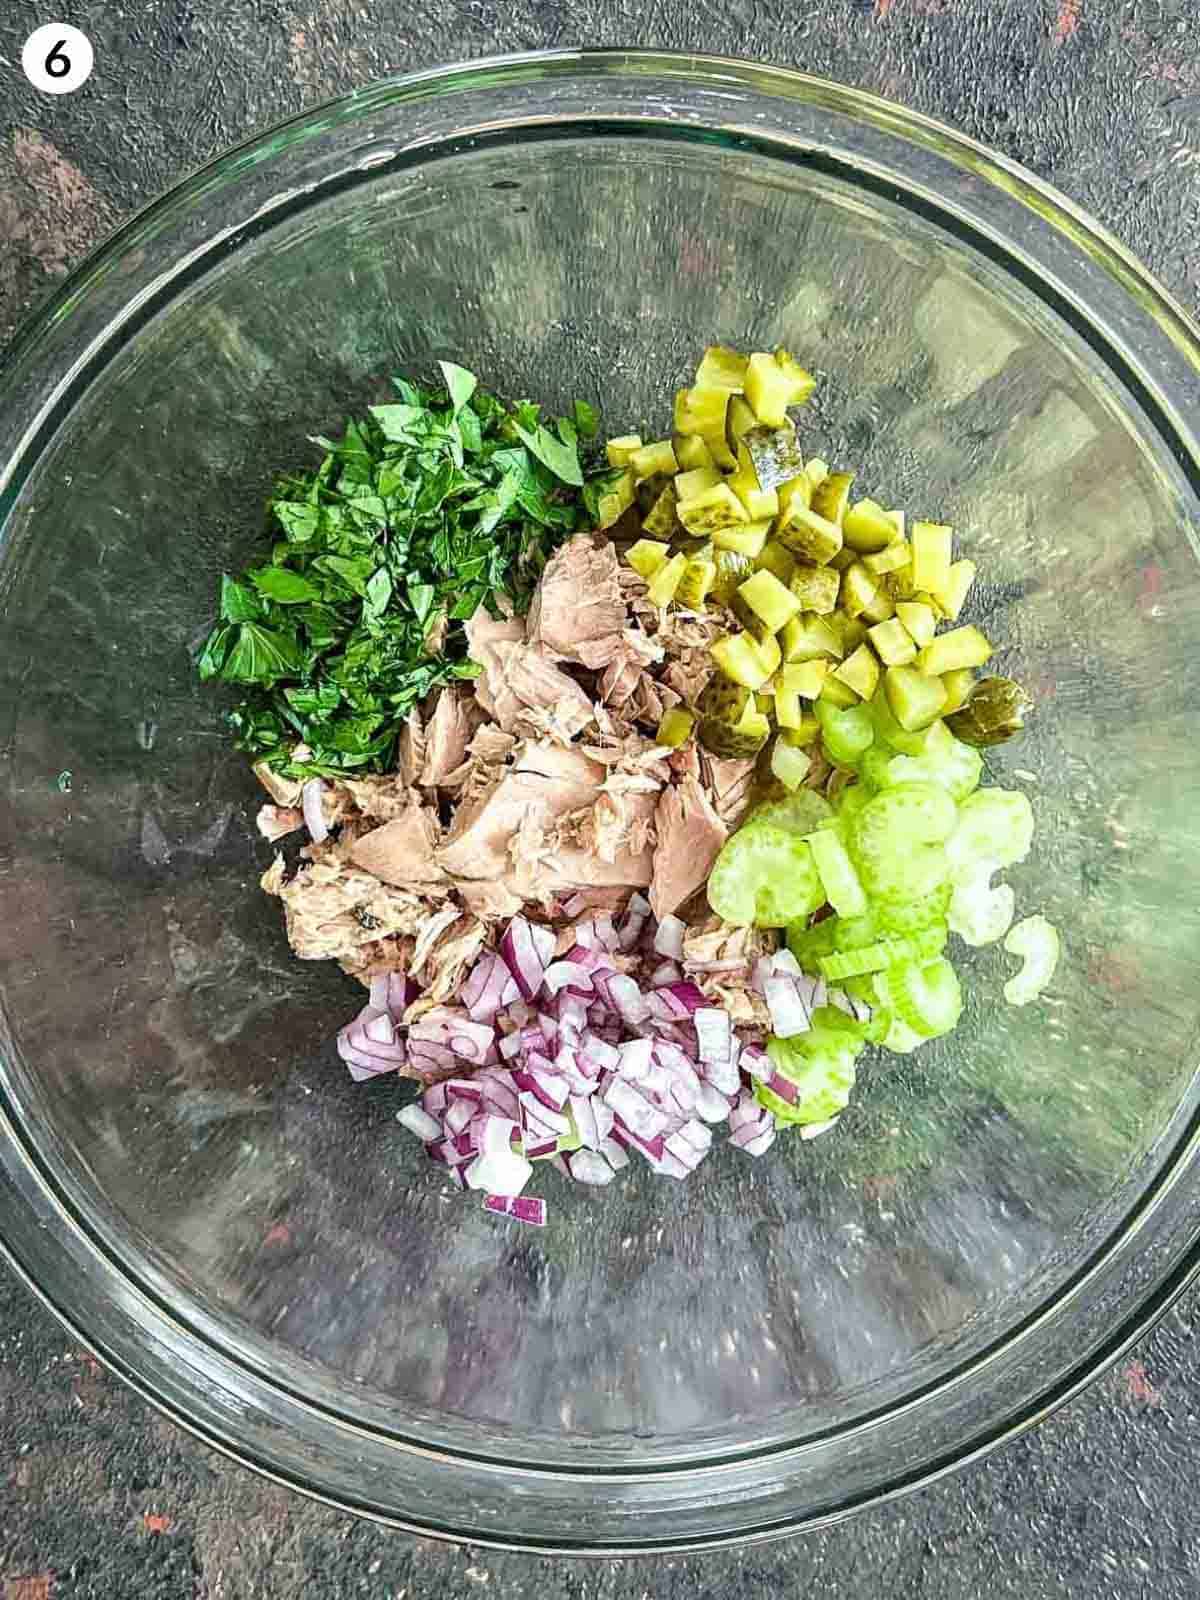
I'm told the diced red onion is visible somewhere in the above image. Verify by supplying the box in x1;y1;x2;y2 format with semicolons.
617;1037;654;1081
650;960;682;987
695;1082;734;1123
738;1124;777;1157
617;893;651;951
564;1150;615;1185
800;1115;841;1140
605;973;650;1025
461;953;514;1024
694;1007;734;1066
740;1044;770;1082
422;1082;449;1118
543;961;594;997
765;1072;799;1106
609;1121;666;1162
466;1146;533;1195
442;1077;484;1104
443;1098;475;1137
604;1080;670;1140
600;1135;629;1171
764;976;812;1039
302;778;328;843
501;915;548;1002
771;949;803;977
484;1193;546;1226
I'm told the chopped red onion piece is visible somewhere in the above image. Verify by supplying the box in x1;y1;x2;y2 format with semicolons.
498;1031;523;1061
369;974;390;1010
800;1115;841;1140
600;1135;629;1171
765;1072;799;1105
422;1082;449;1118
604;1079;670;1140
388;971;418;1013
740;1044;770;1082
568;1093;599;1150
519;1092;571;1136
617;893;651;951
564;1150;616;1185
653;914;686;960
446;1166;467;1190
543;961;594;997
605;973;650;1025
650;982;707;1019
301;778;328;843
771;949;803;977
442;1077;484;1104
396;1103;443;1142
461;953;514;1024
443;1098;475;1137
694;1007;734;1066
524;1135;561;1158
651;1149;692;1180
528;1063;570;1110
740;1124;777;1157
500;915;548;1001
616;1037;654;1081
650;959;683;987
466;1146;533;1195
483;1193;547;1226
609;1121;666;1161
695;1082;734;1124
812;976;828;1010
764;976;812;1039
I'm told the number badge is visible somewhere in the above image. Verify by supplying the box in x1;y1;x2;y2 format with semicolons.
22;23;95;94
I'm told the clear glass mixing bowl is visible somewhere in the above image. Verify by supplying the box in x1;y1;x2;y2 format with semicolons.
3;50;1200;1554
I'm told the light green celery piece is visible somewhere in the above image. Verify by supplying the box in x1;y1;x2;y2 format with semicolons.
1003;914;1060;1005
707;822;826;928
948;857;1015;947
946;787;1034;876
805;827;868;917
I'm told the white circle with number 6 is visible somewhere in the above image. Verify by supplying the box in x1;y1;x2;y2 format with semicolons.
22;23;94;94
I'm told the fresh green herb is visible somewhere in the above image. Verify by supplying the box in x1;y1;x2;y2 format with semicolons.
56;770;72;793
197;365;605;777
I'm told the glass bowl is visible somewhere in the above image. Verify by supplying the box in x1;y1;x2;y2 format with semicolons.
3;50;1200;1555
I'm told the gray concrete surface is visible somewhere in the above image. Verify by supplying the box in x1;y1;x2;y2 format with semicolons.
2;1;1200;1594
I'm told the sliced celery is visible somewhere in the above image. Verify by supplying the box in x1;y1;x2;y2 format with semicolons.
948;858;1015;947
805;827;868;916
816;699;875;765
1002;915;1060;1006
707;821;825;927
878;958;963;1038
946;787;1034;874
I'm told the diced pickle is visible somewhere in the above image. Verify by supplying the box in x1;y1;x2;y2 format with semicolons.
729;445;781;520
756;539;796;586
698;676;752;725
624;539;671;580
636;472;670;516
771;737;812;791
711;630;779;690
884;665;950;731
725;394;759;449
831;613;869;653
782;614;843;662
819;675;860;710
939;667;975;715
884;561;917;600
656;707;696;748
775;505;844;564
789;563;840;614
840;560;883;619
677;482;751;535
641;483;680;539
731;594;776;644
738;568;802;633
646;552;688;607
916;625;993;677
746;352;798;427
829;547;857;572
673;433;714;471
863;541;911;576
833;643;881;702
676;556;716;610
782;713;821;747
805;456;830;487
945;676;1033;746
698;706;771;759
782;660;830;700
630;438;679;481
868;617;917;667
744;423;806;491
674;465;723;504
810;471;854;526
774;679;803;729
674;386;736;468
911;521;953;596
605;435;643;468
841;497;896;552
775;350;817;406
931;558;976;620
709;549;755;606
695;345;749;391
597;468;636;529
895;600;937;647
776;471;813;523
713;519;771;558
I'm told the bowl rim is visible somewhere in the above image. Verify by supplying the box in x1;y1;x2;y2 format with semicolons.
3;45;1200;1553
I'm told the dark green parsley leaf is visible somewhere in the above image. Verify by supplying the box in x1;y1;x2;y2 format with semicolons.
573;398;599;438
406;581;436;624
365;567;393;620
221;623;304;685
220;575;264;622
273;502;321;543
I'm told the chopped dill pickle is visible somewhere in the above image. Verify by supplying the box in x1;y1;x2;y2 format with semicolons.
939;666;975;715
656;707;696;748
695;345;749;391
624;539;671;580
630;438;679;481
842;497;896;553
699;700;771;758
840;561;884;620
677;482;751;535
605;435;643;468
831;613;869;653
731;594;776;644
676;556;716;610
810;471;854;526
729;445;781;520
646;552;688;607
597;468;636;529
895;600;937;648
911;521;953;596
782;659;830;700
738;568;802;632
868;617;917;667
833;642;881;702
674;385;736;468
775;505;844;564
781;713;821;747
710;549;755;606
713;519;772;558
641;483;680;539
673;433;715;471
819;675;860;710
916;625;993;677
884;665;950;731
776;471;813;525
789;563;841;615
698;676;752;724
674;465;723;504
711;630;779;690
746;351;814;426
863;541;911;576
781;614;843;662
756;539;796;586
931;558;976;621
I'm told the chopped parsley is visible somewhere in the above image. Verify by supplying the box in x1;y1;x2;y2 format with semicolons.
197;362;602;778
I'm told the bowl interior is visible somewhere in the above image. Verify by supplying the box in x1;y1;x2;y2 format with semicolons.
4;103;1200;1506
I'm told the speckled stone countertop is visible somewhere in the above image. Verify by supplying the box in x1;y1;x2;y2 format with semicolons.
2;2;1200;1595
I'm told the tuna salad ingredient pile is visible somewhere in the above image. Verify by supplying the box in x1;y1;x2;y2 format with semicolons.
199;346;1060;1225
